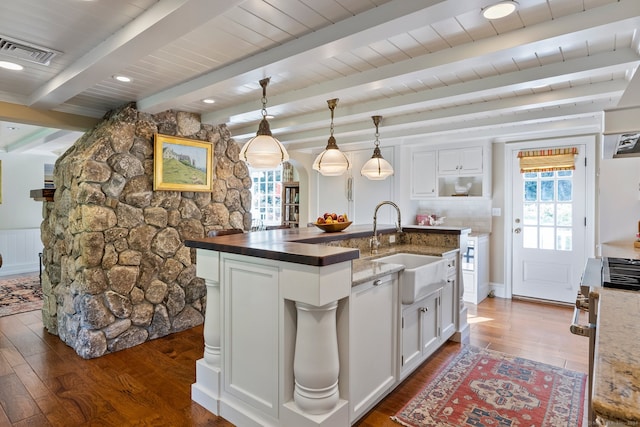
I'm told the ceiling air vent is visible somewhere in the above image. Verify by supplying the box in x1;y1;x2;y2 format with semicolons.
0;35;61;66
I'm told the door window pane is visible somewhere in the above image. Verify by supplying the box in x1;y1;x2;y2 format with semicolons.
557;204;572;226
540;180;554;201
524;181;537;201
540;227;555;249
523;226;538;249
523;203;538;225
558;180;572;201
557;228;572;251
539;203;554;226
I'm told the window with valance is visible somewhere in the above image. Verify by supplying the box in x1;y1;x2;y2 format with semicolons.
517;147;578;173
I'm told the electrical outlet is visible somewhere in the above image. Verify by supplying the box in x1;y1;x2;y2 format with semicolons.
492;208;501;217
389;235;396;243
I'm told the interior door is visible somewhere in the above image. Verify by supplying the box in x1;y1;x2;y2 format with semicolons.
511;145;586;303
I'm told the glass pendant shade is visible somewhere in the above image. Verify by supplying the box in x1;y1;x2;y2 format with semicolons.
360;115;394;180
239;78;289;170
361;148;394;180
312;136;351;176
313;98;351;176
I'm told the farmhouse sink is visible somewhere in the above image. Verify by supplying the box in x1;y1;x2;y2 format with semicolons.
375;253;447;304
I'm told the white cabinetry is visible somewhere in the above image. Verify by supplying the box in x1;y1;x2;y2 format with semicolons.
410;150;436;199
350;274;398;422
317;147;394;224
462;234;490;304
400;264;457;379
438;146;483;175
401;289;439;376
410;143;491;199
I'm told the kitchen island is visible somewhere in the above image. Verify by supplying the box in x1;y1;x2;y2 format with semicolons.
185;224;469;426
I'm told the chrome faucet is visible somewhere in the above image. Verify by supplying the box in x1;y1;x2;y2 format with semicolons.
371;201;402;254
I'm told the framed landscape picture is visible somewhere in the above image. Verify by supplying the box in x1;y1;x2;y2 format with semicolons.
153;134;213;192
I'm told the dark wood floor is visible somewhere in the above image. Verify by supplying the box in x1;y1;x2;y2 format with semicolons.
0;297;588;426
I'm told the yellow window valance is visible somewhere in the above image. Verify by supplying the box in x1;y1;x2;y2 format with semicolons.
517;147;578;173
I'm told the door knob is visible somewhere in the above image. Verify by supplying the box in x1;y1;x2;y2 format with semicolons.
514;227;521;234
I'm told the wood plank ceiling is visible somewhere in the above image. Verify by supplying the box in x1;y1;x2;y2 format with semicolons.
0;0;637;155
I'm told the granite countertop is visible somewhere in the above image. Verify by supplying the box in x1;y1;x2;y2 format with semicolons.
600;240;640;259
185;224;469;267
592;287;640;424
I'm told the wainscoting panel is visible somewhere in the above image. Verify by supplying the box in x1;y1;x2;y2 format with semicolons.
0;228;43;276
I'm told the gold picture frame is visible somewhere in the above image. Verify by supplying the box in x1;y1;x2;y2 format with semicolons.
153;134;213;192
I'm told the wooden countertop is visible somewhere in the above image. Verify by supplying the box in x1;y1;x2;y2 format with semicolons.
185;224;469;267
592;287;640;424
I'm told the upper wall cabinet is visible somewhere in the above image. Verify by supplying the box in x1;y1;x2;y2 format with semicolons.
410;143;491;200
438;146;483;175
410;150;437;199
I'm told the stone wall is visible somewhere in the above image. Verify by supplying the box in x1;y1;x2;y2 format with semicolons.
39;104;251;359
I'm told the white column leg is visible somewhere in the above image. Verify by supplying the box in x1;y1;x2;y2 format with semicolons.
293;301;340;415
191;277;222;415
203;278;221;366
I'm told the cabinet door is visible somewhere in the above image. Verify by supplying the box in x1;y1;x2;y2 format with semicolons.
441;277;455;340
420;290;440;357
438;146;484;175
350;275;398;421
401;289;439;376
437;149;461;175
223;256;279;417
410;150;437;198
401;302;422;373
459;146;483;174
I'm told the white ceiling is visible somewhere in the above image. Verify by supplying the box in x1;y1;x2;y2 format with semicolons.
0;0;638;156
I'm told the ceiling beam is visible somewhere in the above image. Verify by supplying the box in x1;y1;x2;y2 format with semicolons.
0;101;98;131
28;0;244;110
281;79;625;149
229;50;638;141
137;0;497;113
204;0;640;128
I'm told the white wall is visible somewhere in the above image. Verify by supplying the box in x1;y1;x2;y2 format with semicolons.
0;152;57;229
0;152;56;275
598;156;640;244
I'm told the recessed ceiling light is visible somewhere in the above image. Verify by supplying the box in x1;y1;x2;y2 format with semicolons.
482;1;518;20
202;99;215;104
6;126;18;131
113;75;132;83
0;61;24;71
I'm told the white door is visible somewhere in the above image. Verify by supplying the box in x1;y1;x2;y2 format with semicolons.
511;145;586;303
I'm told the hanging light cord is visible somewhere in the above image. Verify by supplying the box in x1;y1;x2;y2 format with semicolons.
261;78;269;119
373;116;381;148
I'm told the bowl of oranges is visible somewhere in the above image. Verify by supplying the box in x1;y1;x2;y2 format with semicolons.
313;212;352;232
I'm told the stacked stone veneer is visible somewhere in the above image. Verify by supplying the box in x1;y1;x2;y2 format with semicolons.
39;104;251;359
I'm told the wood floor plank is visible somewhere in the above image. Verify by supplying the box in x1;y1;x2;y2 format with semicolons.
0;374;40;423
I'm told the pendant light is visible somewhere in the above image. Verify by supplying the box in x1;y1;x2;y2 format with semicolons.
360;115;394;180
239;77;289;170
312;98;351;176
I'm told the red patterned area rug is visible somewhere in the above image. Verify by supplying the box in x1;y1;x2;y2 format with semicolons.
0;273;43;317
392;345;586;427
